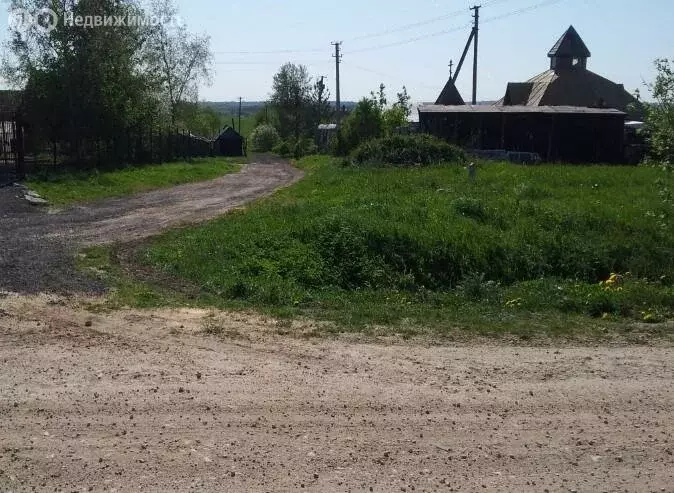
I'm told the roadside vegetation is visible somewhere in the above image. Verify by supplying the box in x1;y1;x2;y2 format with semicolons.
80;155;673;337
27;157;242;206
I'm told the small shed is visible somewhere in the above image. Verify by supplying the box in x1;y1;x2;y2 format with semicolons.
214;126;246;157
316;123;339;151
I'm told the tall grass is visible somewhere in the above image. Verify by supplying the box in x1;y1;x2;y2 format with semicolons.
137;156;674;331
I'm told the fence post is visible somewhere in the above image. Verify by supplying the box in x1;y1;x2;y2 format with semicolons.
15;119;25;180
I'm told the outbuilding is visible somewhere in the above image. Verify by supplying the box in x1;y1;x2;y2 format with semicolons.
214;126;246;157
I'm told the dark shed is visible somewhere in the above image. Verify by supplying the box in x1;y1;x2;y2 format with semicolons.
419;105;626;163
214;126;246;157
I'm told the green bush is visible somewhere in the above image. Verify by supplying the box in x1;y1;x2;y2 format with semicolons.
273;137;317;159
350;134;466;167
337;98;383;155
249;124;280;152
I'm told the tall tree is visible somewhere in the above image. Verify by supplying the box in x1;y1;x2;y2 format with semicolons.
3;0;156;159
394;86;412;119
144;0;213;124
310;76;332;126
645;59;674;163
270;63;312;140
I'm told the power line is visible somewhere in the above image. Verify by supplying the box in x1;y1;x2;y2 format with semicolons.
213;48;324;55
209;0;514;56
482;0;565;24
213;60;332;66
344;61;440;91
212;0;568;63
343;0;567;55
346;0;511;43
345;23;472;55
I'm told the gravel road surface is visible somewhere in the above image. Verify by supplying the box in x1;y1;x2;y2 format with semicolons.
0;296;672;492
0;159;301;294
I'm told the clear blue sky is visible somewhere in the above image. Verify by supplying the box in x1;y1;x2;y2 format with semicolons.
1;0;672;103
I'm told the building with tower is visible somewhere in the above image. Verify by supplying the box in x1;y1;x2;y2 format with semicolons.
497;26;640;119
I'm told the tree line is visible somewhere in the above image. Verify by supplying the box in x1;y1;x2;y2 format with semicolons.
249;62;413;158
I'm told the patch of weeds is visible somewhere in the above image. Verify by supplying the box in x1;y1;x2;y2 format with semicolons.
201;320;247;340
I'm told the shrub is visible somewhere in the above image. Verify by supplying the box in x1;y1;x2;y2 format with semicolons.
272;139;293;157
273;137;318;159
250;124;280;152
350;134;466;167
337;98;383;155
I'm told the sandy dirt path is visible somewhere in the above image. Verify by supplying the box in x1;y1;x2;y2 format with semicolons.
0;159;302;293
1;296;672;492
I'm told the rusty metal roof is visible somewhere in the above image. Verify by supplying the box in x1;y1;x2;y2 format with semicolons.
418;104;625;115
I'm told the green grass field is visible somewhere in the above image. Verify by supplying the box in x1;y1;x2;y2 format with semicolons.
27;157;243;206
86;156;674;338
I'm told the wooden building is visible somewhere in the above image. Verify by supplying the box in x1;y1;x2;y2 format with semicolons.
497;26;641;119
421;26;635;163
214;126;246;157
419;105;626;163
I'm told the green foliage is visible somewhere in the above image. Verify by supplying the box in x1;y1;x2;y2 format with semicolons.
268;63;333;144
272;136;317;159
337;85;414;155
337;98;383;154
382;106;409;134
311;76;333;125
138;157;674;332
175;102;226;138
26;157;242;205
645;59;674;163
144;0;212;124
4;0;213;167
270;63;312;140
250;124;280;152
350;134;466;167
394;86;413;119
13;0;158;153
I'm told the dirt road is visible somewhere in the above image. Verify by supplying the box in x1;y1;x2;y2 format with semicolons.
1;295;672;492
0;159;302;294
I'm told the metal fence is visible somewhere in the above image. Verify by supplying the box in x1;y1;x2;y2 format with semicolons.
0;114;23;187
24;124;214;175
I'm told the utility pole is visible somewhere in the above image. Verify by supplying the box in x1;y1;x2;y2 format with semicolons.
238;97;242;133
449;59;454;79
471;5;480;105
332;42;342;122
